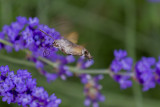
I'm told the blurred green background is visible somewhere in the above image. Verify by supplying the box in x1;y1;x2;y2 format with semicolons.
0;0;160;107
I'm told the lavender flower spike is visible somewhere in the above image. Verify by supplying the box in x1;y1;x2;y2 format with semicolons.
135;57;156;91
0;16;75;82
77;56;105;107
111;49;133;73
0;65;61;107
110;49;133;89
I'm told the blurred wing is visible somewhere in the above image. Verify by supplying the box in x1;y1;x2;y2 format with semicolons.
65;32;79;44
81;44;86;47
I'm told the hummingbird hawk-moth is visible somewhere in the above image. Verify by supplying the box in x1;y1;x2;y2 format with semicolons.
39;29;93;59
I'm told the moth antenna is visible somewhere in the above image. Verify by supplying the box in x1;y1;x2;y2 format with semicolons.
39;29;54;40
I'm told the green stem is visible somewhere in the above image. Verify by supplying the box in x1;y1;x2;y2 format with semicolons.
0;39;134;76
0;39;12;46
38;56;58;68
0;53;133;76
0;54;35;67
124;0;143;107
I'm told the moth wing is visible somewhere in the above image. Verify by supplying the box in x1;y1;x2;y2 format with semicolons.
71;46;84;56
64;32;79;44
80;44;86;47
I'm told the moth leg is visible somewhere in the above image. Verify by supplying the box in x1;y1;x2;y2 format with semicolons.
61;48;68;54
67;54;72;55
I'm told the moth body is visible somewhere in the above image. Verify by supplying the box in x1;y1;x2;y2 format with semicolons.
53;38;92;59
40;29;92;59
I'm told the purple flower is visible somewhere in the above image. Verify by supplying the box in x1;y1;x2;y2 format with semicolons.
121;57;133;70
21;94;32;106
110;60;122;73
77;56;94;69
110;49;133;89
29;17;39;27
76;57;104;107
113;75;132;89
30;101;38;107
17;69;32;79
7;71;15;79
2;25;10;33
22;27;34;46
26;78;37;89
16;94;32;106
32;87;49;100
2;78;15;92
5;45;12;53
11;22;24;31
13;76;24;85
156;57;160;83
66;55;75;63
79;60;104;106
7;28;18;41
15;84;27;93
2;92;13;104
0;32;4;39
114;49;127;60
45;73;57;83
80;74;105;107
14;39;24;51
0;65;9;76
16;16;28;25
44;35;54;45
35;61;44;69
58;65;73;80
0;16;102;106
135;57;156;91
47;94;61;107
0;65;61;106
111;49;133;73
85;60;94;68
0;16;76;82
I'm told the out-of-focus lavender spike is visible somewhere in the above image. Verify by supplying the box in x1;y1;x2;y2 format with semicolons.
77;56;105;107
